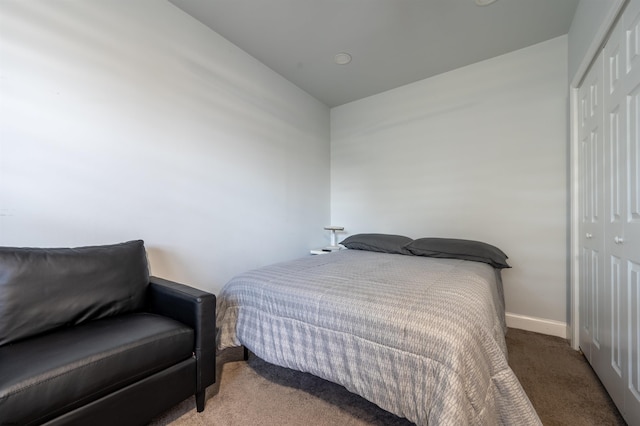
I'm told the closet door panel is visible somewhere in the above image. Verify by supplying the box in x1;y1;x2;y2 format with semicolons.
579;55;605;359
604;19;627;407
583;50;607;371
623;2;640;423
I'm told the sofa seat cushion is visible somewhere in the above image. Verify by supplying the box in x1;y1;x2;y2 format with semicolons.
0;313;194;425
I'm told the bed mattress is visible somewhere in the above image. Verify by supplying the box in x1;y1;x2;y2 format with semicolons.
217;249;541;425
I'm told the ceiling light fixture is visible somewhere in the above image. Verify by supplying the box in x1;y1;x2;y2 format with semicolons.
334;52;352;65
474;0;497;5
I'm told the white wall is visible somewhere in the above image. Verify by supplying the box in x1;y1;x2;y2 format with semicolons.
0;0;330;293
331;36;568;324
0;1;576;329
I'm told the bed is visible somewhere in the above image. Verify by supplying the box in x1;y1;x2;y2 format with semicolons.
216;235;541;425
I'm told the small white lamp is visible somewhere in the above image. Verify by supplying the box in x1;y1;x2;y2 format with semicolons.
324;226;344;250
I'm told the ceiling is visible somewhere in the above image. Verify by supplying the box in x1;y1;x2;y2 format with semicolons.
168;0;580;107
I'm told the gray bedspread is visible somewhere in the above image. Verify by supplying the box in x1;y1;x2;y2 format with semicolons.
217;250;541;425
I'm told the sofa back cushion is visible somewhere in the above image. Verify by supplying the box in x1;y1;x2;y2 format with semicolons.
0;240;149;346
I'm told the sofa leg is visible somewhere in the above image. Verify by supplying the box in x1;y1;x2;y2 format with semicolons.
196;390;205;412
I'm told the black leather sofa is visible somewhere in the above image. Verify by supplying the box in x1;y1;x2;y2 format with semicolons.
0;240;216;425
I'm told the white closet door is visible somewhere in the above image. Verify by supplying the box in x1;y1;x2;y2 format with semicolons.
603;17;626;409
622;1;640;422
577;2;640;423
579;49;606;368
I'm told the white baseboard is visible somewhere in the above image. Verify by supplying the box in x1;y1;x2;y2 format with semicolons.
506;312;568;339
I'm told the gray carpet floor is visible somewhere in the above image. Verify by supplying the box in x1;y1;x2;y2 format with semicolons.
149;328;626;425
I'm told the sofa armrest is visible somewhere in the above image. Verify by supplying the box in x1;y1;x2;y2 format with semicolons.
145;276;216;391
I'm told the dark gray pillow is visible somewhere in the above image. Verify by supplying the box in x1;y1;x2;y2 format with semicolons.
340;233;413;255
0;240;149;346
404;238;511;269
